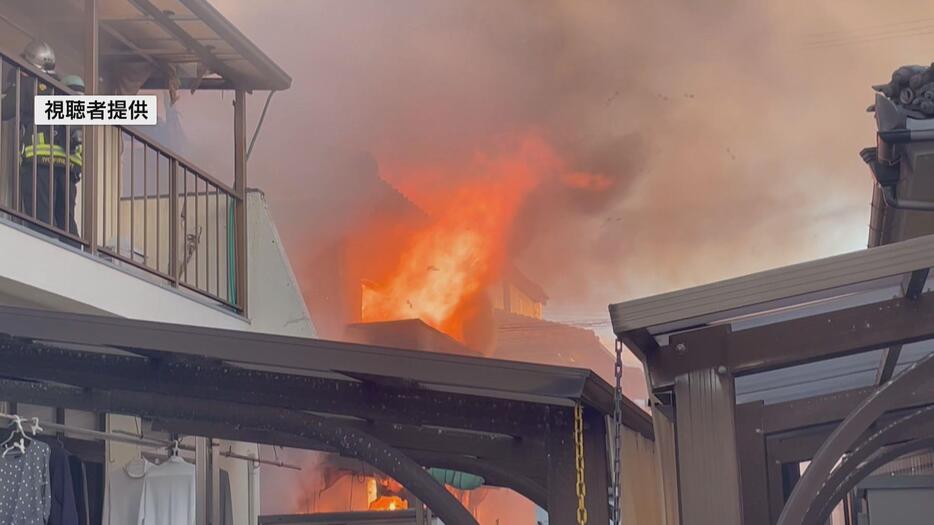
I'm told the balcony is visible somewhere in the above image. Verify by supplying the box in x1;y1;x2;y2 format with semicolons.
0;51;244;311
0;0;291;315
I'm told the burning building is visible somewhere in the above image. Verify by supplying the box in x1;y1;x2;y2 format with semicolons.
279;137;646;521
298;141;645;390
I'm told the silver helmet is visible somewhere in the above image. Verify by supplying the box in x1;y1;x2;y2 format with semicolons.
22;40;55;73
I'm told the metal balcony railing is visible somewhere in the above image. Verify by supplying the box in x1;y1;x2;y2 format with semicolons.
0;51;243;311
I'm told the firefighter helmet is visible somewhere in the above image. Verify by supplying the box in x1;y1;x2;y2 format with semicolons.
22;40;55;73
61;74;85;93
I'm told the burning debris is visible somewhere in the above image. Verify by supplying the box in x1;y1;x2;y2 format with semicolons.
873;64;934;118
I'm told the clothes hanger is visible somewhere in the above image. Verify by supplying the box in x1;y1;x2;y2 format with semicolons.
0;417;25;457
166;438;183;462
1;416;38;458
125;453;150;478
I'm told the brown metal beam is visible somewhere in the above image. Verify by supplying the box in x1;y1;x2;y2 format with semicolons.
0;379;479;525
766;457;786;524
736;401;771;524
0;306;649;436
875;269;928;385
582;407;611;525
405;450;548;509
778;350;934;524
674;368;743;525
151;418;549;508
756;375;934;436
767;405;934;464
0;338;552;497
649;292;934;389
0;337;549;438
809;438;934;525
545;406;579;524
806;405;934;524
875;345;902;385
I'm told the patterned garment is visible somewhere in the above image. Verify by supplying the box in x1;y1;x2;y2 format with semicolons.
0;440;51;525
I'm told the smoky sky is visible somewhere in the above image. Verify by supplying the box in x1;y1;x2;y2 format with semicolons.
178;0;934;337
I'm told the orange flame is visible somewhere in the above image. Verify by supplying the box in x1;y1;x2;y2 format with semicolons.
369;495;408;511
561;171;614;191
361;135;561;343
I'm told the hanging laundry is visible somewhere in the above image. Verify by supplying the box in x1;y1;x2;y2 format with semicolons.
138;455;196;525
103;458;151;525
46;440;79;525
81;462;104;525
0;440;51;525
219;469;233;525
68;455;89;525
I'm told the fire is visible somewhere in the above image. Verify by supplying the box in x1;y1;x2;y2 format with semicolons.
361;135;562;342
369;495;408;511
561;171;614;191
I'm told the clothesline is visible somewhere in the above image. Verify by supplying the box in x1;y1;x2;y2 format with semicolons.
0;413;301;470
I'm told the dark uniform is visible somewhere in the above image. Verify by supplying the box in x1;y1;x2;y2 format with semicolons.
1;71;82;234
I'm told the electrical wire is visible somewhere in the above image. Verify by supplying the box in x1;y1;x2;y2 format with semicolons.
803;24;934;49
804;16;934;39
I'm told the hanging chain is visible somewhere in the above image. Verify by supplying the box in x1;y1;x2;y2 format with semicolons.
574;401;588;525
612;338;624;525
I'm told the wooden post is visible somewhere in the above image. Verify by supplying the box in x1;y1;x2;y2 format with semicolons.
675;367;743;525
233;89;247;315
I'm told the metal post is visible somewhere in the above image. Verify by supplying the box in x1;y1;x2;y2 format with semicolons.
211;439;221;524
736;401;770;524
247;451;256;525
12;69;20;213
168;159;178;284
583;407;611;525
196;436;213;525
232;91;247;312
233;89;247;314
545;407;578;524
674;367;743;525
414;497;426;525
83;0;98;251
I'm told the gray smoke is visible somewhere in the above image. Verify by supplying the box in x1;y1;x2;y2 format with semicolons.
181;0;931;345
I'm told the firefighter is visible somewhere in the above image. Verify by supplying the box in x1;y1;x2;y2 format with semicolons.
1;40;82;234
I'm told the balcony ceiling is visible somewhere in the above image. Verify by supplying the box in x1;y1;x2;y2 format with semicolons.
99;0;291;91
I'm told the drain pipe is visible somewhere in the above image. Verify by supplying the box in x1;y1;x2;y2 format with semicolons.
874;128;934;211
881;185;934;211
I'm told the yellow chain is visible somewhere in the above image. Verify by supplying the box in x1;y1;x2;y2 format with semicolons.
574;401;588;524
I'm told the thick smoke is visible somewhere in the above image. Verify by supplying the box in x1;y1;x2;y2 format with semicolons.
183;0;932;347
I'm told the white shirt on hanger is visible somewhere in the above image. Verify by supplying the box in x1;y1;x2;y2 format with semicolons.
138;456;196;525
103;458;151;525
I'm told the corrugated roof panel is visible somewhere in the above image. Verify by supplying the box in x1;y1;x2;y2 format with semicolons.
610;233;934;337
735;350;883;405
893;339;934;376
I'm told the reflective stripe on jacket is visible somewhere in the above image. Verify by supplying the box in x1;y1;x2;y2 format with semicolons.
22;131;82;167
